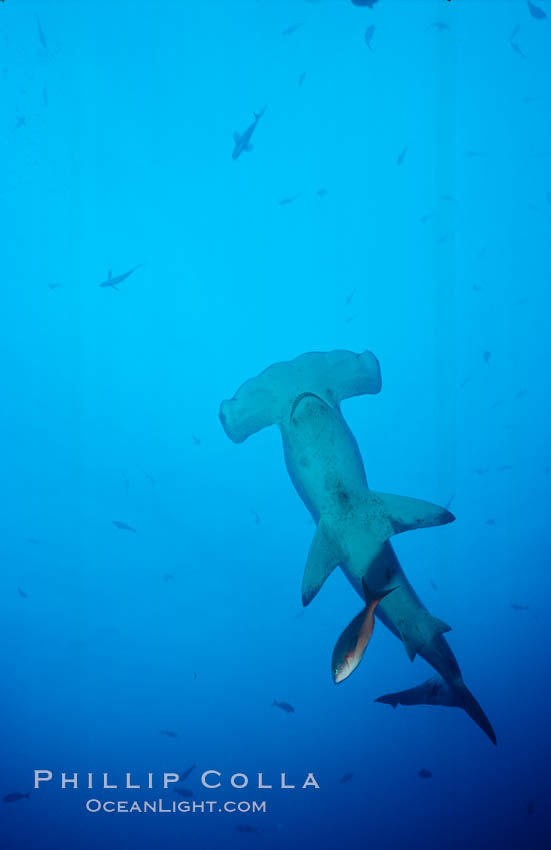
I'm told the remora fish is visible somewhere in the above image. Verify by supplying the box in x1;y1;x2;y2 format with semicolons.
219;350;496;744
232;107;266;160
332;580;396;683
99;265;143;290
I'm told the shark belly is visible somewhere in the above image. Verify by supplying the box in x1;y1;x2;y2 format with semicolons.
280;396;368;522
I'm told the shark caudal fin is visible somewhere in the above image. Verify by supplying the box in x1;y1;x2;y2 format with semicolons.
375;675;497;745
302;522;344;606
370;491;455;537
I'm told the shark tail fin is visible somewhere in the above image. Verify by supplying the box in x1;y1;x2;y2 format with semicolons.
254;106;267;120
370;491;455;537
302;522;344;606
375;675;496;745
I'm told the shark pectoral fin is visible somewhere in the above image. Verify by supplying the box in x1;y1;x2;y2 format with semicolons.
245;142;254;152
371;491;455;537
302;523;343;606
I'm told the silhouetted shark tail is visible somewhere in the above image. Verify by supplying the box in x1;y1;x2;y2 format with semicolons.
375;674;497;745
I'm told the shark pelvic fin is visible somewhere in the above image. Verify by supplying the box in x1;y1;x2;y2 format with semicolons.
370;491;455;537
361;577;398;606
302;522;343;606
375;674;497;745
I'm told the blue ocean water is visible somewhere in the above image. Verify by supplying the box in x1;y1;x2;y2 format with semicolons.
1;0;550;848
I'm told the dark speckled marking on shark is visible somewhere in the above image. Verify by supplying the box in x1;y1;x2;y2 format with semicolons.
219;350;496;744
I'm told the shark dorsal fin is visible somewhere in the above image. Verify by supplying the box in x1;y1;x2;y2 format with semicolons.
302;522;343;606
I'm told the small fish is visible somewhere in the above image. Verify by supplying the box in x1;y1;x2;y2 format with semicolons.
419;214;431;224
298;72;307;88
332;581;397;683
483;350;491;364
316;187;328;198
18;586;28;599
486;518;496;526
180;764;196;782
24;537;39;545
510;41;525;59
282;23;302;37
437;233;449;244
47;283;61;290
174;788;193;797
345;289;356;306
527;1;546;21
99;265;143;291
160;730;178;738
251;510;260;525
428;22;450;32
43;87;48;106
236;825;259;833
3;792;31;803
112;521;137;533
474;468;488;475
37;17;47;49
232;107;266;160
278;194;300;206
396;145;408;166
418;768;432;779
510;24;521;41
192;434;201;446
364;25;375;52
163;573;175;583
14;116;26;131
516;389;526;399
511;603;529;611
339;773;354;784
430;579;438;592
272;699;295;714
497;465;512;471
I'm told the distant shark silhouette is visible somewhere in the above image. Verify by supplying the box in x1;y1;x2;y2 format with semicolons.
220;350;496;744
99;265;143;291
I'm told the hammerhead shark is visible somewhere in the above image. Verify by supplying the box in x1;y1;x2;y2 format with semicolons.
232;107;266;160
220;350;496;744
99;265;143;291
